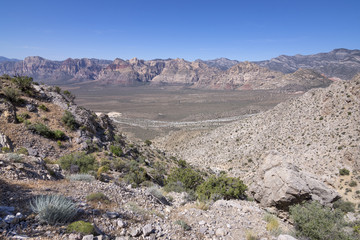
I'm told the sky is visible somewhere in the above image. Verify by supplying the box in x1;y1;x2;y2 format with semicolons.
0;0;359;61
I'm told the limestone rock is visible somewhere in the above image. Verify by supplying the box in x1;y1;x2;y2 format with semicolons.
277;234;298;240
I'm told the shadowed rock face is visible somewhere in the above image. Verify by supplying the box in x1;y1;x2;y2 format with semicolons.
255;48;360;80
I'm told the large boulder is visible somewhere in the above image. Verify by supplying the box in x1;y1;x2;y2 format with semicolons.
250;152;339;209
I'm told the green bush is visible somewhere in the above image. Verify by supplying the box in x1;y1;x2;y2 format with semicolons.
340;168;350;176
86;192;110;204
349;181;357;187
3;87;20;103
124;167;148;187
109;145;123;157
333;199;355;213
1;147;11;153
290;201;351;240
54;86;61;93
61;110;77;130
163;181;187;193
144;139;152;146
67;221;94;234
12;76;33;92
59;152;97;173
16;147;29;155
174;220;191;231
196;175;247;201
27;123;65;140
63;90;75;101
166;167;204;191
30;195;77;225
17;112;30;123
39;104;48;111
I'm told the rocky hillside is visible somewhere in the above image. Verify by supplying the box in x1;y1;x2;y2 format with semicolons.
2;49;355;91
255;48;360;80
0;75;304;240
156;74;360;209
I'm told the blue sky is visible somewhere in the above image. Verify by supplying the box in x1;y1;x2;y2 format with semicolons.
0;0;359;61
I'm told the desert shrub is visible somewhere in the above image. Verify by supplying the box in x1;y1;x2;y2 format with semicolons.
67;221;94;234
86;192;110;204
16;147;29;155
27;123;65;140
148;169;165;186
63;90;75;101
30;195;77;225
96;165;110;180
12;75;33;92
53;130;65;140
174;220;191;231
333;199;355;213
339;168;350;176
166;167;204;191
164;181;187;193
38;104;48;111
59;152;97;173
264;213;280;235
17;112;30;123
1;147;11;153
3;87;20;103
148;186;164;200
109;145;123;157
61;110;77;130
290;201;351;240
178;159;187;168
124;166;148;187
349;180;357;187
144;139;152;146
54;86;61;93
7;153;23;162
67;174;95;182
196;175;247;201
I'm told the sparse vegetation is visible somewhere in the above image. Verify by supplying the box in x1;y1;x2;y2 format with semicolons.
86;192;110;204
339;168;350;176
144;139;152;146
3;87;20;103
67;221;94;234
38;104;49;111
59;152;97;173
61;110;77;130
30;195;77;225
67;174;95;182
174;220;191;231
264;213;280;235
27;122;65;140
16;147;29;155
349;180;357;187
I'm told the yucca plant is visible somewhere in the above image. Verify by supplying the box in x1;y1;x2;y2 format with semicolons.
30;195;77;225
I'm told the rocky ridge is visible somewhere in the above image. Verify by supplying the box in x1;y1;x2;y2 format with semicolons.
2;49;357;91
255;48;360;80
155;74;360;209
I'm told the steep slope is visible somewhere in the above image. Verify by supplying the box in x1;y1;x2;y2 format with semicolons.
157;74;360;207
255;48;360;80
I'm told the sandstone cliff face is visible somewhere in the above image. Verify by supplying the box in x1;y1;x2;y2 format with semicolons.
195;58;239;70
0;56;111;84
256;48;360;80
157;74;360;208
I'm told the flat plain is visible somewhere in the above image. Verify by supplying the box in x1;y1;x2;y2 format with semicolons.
70;84;300;140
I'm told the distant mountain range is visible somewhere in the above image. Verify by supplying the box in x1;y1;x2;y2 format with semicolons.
0;48;359;91
0;56;20;62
